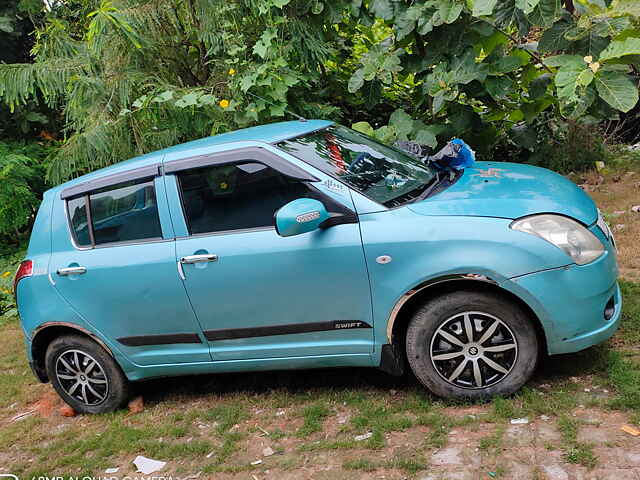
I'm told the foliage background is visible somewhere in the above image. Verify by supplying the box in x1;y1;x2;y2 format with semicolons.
0;0;639;245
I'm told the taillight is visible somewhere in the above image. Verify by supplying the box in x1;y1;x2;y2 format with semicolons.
13;260;33;294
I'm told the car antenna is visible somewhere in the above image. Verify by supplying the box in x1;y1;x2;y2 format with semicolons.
246;92;307;122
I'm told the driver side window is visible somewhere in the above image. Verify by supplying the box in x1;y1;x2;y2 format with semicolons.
177;162;315;235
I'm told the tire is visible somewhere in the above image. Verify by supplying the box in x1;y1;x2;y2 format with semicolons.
405;290;538;400
45;334;130;414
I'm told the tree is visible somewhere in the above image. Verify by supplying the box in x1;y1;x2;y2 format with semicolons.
0;0;348;183
1;0;639;183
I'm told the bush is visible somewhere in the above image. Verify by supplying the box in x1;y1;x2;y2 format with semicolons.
0;140;53;245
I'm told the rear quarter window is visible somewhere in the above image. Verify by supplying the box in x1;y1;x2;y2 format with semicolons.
67;179;162;247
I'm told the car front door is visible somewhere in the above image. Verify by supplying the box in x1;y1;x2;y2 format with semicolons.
166;147;374;361
50;171;210;366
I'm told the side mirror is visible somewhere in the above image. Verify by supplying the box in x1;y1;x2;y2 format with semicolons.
275;198;330;237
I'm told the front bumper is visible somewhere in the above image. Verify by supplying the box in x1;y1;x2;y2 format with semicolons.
503;229;621;355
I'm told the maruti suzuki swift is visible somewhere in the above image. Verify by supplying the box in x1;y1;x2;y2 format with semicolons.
15;120;621;413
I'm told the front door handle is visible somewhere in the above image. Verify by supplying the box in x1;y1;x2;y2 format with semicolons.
57;266;87;276
180;254;218;264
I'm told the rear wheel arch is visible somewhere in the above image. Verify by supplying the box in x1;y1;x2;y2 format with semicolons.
31;323;115;382
387;277;548;357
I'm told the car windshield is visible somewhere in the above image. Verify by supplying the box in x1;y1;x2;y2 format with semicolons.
277;125;436;206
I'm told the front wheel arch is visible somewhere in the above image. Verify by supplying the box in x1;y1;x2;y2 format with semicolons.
386;278;548;363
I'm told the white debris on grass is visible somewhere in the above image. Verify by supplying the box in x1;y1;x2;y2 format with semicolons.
133;455;166;475
510;418;529;425
262;447;274;457
104;468;119;474
354;432;373;441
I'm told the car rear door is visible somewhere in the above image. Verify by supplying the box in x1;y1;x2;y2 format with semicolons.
50;167;210;366
164;147;374;361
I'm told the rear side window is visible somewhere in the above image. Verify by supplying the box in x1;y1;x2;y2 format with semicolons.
176;162;317;235
67;180;162;247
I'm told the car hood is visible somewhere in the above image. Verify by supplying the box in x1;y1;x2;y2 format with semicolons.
407;161;597;225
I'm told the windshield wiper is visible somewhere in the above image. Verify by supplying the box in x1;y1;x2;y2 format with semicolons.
382;174;439;208
411;170;442;203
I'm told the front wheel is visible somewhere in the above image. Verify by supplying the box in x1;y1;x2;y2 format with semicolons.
406;290;539;399
45;335;130;414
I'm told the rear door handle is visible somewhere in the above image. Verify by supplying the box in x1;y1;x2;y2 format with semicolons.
57;266;87;276
180;254;218;264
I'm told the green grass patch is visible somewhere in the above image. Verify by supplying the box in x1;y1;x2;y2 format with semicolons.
479;425;505;453
343;458;377;471
557;416;598;469
297;403;330;437
618;281;640;346
607;350;640;411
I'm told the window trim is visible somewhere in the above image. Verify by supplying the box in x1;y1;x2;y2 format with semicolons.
60;164;160;200
65;178;164;250
163;146;320;182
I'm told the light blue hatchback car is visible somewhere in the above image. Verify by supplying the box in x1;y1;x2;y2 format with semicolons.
15;120;621;413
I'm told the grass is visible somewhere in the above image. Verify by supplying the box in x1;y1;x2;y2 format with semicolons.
478;425;505;454
557;416;598;469
343;455;427;474
297;403;330;437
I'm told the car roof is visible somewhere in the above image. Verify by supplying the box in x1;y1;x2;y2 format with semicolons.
52;119;333;193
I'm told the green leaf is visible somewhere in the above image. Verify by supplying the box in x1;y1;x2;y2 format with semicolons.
538;20;574;53
594;71;639;112
270;104;286;117
493;0;530;35
371;0;394;20
174;92;199;108
389;108;414;140
472;0;498;16
348;69;365;93
152;90;174;103
414;129;437;148
529;73;552;99
437;0;463;24
450;50;488;84
253;28;277;59
554;63;584;102
272;0;292;7
395;4;424;40
599;37;640;62
528;0;560;27
492;54;526;73
515;0;540;14
486;76;513;99
522;95;555;122
592;17;632;38
373;125;397;144
351;121;374;136
198;94;216;105
576;69;594;87
543;54;584;68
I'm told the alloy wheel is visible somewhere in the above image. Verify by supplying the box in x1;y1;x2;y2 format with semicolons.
429;311;518;389
55;349;109;405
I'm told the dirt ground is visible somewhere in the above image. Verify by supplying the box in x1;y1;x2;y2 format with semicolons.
0;168;639;480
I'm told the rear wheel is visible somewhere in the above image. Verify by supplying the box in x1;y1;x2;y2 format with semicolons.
45;335;130;414
405;290;538;399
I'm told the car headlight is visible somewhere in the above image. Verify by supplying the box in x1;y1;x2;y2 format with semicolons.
510;214;604;265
